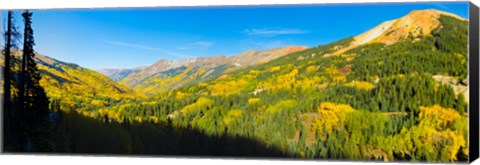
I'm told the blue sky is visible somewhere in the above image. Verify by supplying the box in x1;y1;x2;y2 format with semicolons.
1;2;469;70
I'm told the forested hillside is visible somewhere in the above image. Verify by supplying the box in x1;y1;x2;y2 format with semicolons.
35;54;146;112
2;52;145;114
2;9;470;162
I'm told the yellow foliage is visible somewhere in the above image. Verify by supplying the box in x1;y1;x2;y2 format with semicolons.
141;101;157;106
131;67;192;95
223;109;243;125
312;111;339;133
299;151;306;158
323;64;347;83
306;65;318;73
419;105;461;129
227;109;243;118
181;97;214;115
265;68;299;90
135;116;143;123
248;98;261;104
345;81;375;90
311;102;355;133
210;78;250;96
171;67;192;82
107;110;117;120
420;105;467;160
339;53;357;61
286;68;299;78
446;129;467;161
285;64;294;69
296;76;327;90
454;53;466;64
149;116;159;123
266;100;297;114
332;75;347;83
98;109;108;116
411;121;467;161
193;68;206;77
249;70;261;75
389;105;468;161
223;117;232;125
324;64;341;77
175;91;187;99
269;66;281;72
82;111;90;117
118;103;135;112
37;62;144;114
198;83;208;87
318;102;354;112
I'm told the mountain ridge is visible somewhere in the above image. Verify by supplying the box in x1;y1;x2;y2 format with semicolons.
325;9;467;57
98;45;308;94
99;45;307;82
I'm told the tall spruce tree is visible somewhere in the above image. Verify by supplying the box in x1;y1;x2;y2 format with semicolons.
3;10;15;151
3;10;24;152
21;10;53;152
3;11;12;122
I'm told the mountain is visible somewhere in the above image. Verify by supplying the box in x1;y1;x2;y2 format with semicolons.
35;54;139;98
4;9;469;161
99;9;469;161
98;9;468;97
98;68;142;81
100;46;307;95
269;9;469;100
1;52;143;112
325;9;467;56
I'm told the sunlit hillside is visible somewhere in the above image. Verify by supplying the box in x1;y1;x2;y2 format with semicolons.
1;9;470;162
1;52;146;115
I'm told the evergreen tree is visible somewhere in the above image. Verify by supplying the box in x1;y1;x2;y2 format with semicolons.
21;10;54;152
3;10;16;151
3;11;13;122
3;10;24;152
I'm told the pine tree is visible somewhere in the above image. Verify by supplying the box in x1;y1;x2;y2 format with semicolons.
3;10;25;152
3;11;12;122
21;10;54;152
3;10;17;151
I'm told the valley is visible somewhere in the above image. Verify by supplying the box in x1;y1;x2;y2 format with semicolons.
2;8;471;162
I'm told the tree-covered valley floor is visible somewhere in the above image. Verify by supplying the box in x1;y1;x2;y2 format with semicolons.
4;13;470;162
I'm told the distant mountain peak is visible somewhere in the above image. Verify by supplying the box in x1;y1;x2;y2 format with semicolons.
97;45;307;93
